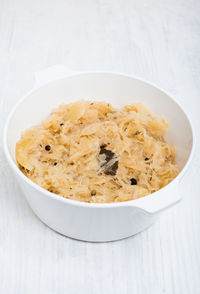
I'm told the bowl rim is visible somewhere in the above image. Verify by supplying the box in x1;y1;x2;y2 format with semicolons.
3;70;196;209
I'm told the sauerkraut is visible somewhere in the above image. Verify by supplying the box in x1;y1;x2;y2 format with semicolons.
16;101;179;203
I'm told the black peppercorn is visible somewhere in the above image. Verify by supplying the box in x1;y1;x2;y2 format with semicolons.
91;190;96;196
45;145;51;151
60;123;64;127
54;162;57;166
135;131;141;135
130;178;137;185
145;157;149;161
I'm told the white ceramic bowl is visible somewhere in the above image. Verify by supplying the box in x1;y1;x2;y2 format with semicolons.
3;65;195;242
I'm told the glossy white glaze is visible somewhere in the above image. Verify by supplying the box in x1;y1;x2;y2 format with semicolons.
4;67;194;241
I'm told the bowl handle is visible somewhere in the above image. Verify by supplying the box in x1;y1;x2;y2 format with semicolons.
128;182;181;215
34;64;73;88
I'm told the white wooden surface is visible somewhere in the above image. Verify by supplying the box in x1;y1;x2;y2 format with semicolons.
0;0;200;293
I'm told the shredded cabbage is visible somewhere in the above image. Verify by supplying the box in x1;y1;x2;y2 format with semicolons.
16;101;179;203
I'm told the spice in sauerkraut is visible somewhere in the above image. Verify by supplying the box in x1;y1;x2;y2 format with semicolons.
16;101;179;203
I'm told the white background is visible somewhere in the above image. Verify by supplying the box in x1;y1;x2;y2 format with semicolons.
0;0;200;293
